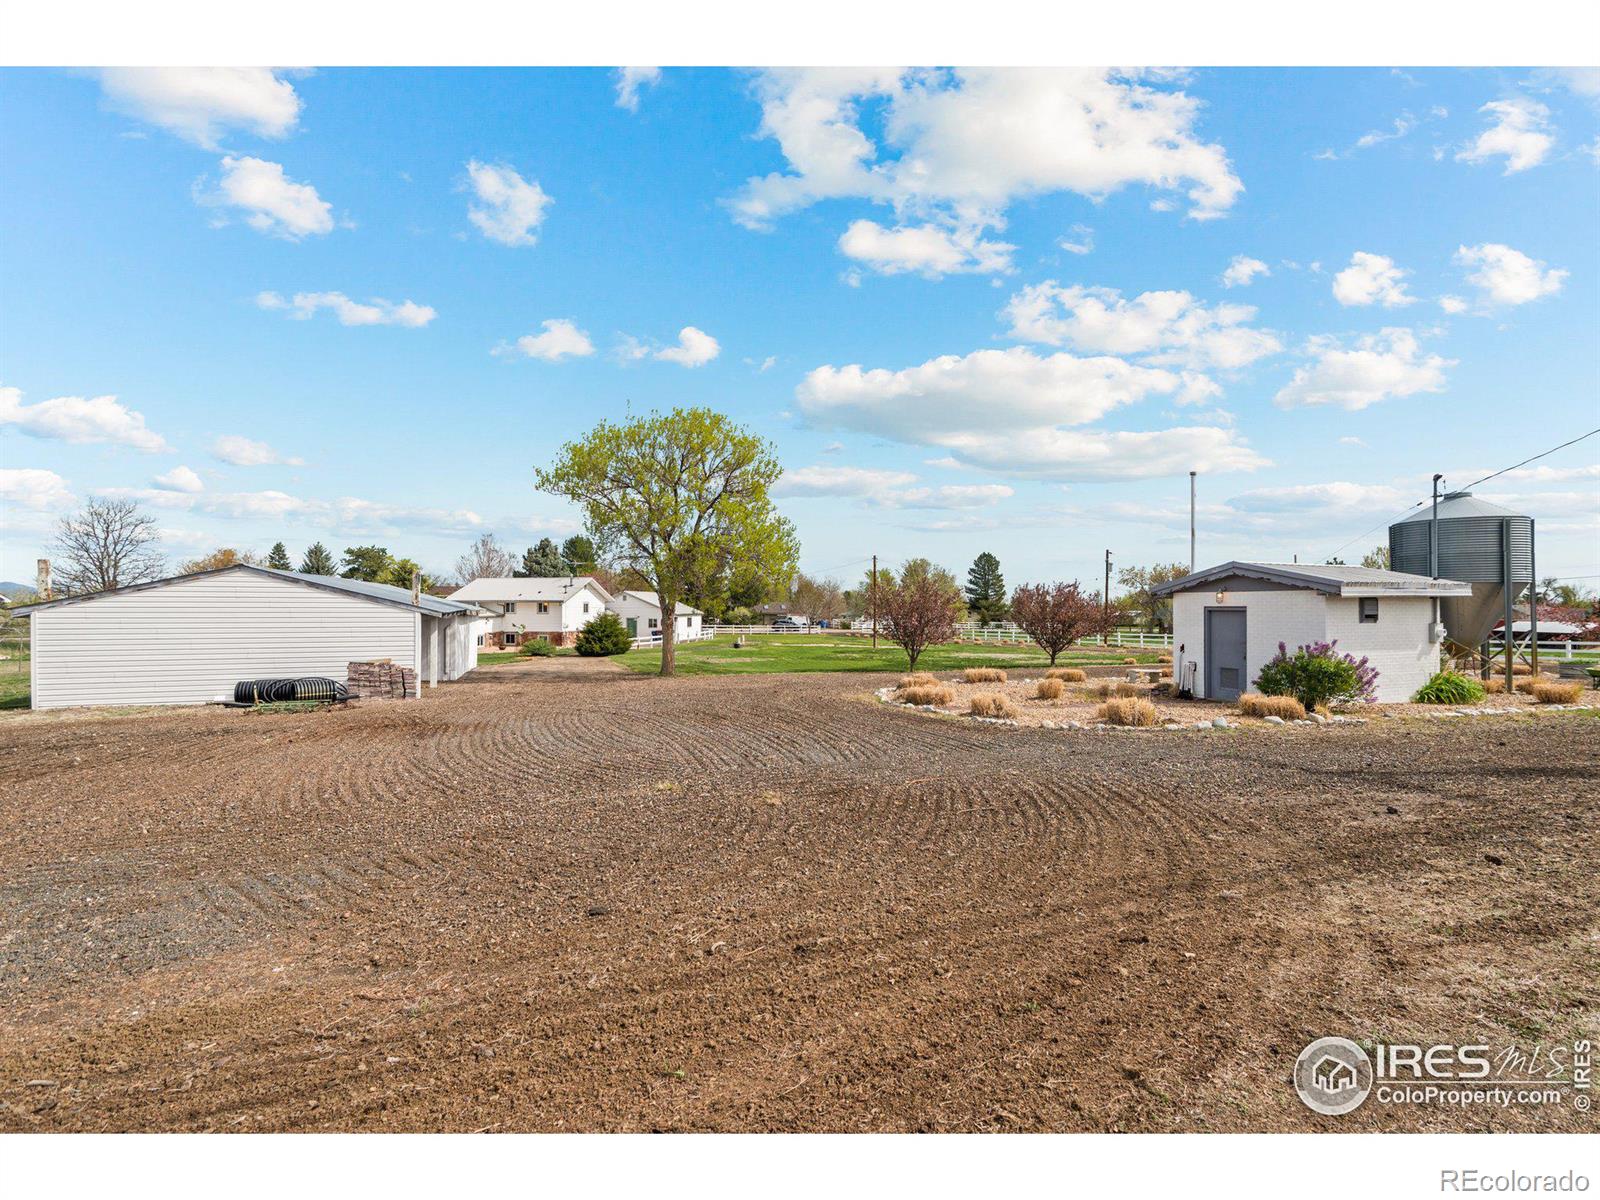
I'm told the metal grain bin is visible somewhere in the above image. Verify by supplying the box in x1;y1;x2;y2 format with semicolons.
1390;491;1533;648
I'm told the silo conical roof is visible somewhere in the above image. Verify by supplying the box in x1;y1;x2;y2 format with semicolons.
1394;490;1526;522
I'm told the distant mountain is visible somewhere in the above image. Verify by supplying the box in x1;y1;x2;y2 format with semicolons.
0;582;33;599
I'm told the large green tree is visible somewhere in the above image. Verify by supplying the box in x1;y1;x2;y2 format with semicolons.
299;542;337;575
536;408;798;675
965;551;1007;623
1116;562;1189;632
266;541;293;570
341;545;395;582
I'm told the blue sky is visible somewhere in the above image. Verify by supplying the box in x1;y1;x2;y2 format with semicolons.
2;66;1597;590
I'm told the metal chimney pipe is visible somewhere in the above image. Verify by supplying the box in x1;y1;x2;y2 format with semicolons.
411;569;421;607
1189;471;1197;572
36;558;51;600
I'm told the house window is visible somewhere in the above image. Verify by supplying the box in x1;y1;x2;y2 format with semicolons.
505;632;518;645
537;602;550;614
689;615;696;626
648;617;659;628
506;602;516;614
1360;597;1379;624
476;635;484;646
582;602;590;613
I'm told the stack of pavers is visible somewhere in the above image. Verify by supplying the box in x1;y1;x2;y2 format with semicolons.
346;660;418;700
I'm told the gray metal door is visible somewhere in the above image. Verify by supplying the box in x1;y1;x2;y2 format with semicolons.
1205;608;1247;700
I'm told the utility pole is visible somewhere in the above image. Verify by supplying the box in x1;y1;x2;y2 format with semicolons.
1103;549;1112;639
1189;471;1197;573
870;553;878;650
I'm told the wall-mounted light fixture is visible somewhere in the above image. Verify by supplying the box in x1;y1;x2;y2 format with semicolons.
1215;589;1228;605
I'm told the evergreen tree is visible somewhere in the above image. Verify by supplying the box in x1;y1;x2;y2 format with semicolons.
340;545;394;582
518;538;565;577
965;552;1008;623
299;542;337;575
560;534;597;573
266;541;293;570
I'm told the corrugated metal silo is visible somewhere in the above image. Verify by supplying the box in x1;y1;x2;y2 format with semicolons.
1389;490;1534;650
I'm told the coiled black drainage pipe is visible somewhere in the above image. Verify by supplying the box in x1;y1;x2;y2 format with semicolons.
232;677;350;705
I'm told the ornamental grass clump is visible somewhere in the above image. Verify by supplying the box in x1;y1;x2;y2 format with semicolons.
969;693;1019;719
899;684;954;707
898;672;938;688
1237;693;1306;720
1483;677;1506;694
1531;680;1583;705
1253;640;1377;709
1412;670;1487;705
963;667;1007;683
1035;678;1065;700
1045;667;1086;682
1096;698;1158;726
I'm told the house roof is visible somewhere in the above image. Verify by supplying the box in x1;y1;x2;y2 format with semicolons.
14;564;480;617
1151;561;1474;599
449;575;612;604
616;590;702;615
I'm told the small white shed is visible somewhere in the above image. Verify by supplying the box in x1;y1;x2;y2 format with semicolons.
16;565;481;710
1154;562;1472;703
607;590;703;642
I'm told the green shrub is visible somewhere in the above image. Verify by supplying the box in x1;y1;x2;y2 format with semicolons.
575;611;632;657
1254;640;1377;708
1412;670;1486;705
520;638;555;656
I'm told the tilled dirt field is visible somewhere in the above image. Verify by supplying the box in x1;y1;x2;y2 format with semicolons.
2;658;1596;1132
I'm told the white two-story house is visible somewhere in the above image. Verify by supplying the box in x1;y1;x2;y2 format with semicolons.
450;576;613;648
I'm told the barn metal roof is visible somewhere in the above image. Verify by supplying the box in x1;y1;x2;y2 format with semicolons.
13;564;479;617
1151;561;1474;598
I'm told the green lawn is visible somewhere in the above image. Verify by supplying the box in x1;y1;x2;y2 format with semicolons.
616;634;1165;676
475;648;577;666
0;666;30;710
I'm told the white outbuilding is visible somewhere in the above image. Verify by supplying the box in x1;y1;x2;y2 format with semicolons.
607;590;704;643
15;565;480;710
1153;561;1472;703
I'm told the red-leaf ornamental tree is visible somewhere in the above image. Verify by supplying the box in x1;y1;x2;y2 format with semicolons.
880;573;961;671
1009;581;1108;665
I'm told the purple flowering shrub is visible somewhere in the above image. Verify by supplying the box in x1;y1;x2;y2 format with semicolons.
1254;639;1379;708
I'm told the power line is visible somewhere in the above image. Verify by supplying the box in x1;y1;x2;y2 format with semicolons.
1457;426;1600;492
1325;426;1600;560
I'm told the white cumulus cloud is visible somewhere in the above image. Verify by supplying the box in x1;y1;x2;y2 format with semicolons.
1220;255;1269;288
1456;97;1554;174
465;160;551;247
796;346;1266;481
1454;243;1568;306
775;465;1013;509
152;465;204;493
654;326;720;367
1001;282;1281;371
1274;328;1453;411
1332;252;1416;307
256;291;436;327
0;384;169;452
1;467;75;511
211;435;304;467
837;219;1014;278
615;67;661;111
96;67;302;149
729;69;1242;281
498;318;596;362
201;155;334;239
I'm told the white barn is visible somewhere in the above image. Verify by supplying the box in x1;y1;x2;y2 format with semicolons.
449;576;611;648
1154;562;1471;703
608;590;704;643
16;565;480;710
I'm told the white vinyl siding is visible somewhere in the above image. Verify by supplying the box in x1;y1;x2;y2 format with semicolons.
30;571;419;709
